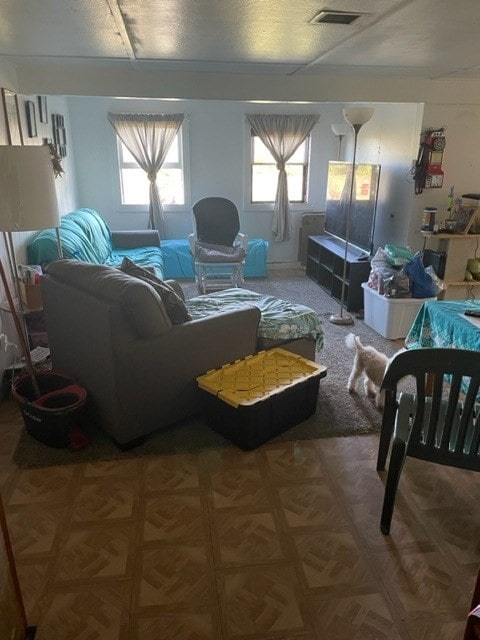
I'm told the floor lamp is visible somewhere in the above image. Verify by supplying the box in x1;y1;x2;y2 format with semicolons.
331;123;349;161
0;146;61;362
329;107;374;326
0;145;61;290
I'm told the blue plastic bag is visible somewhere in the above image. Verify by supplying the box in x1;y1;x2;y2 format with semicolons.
403;253;437;298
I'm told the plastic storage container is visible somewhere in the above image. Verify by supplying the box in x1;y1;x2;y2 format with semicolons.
197;348;327;450
362;283;436;339
421;207;437;231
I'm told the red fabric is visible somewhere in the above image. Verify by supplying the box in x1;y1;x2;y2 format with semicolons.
69;428;91;451
465;568;480;640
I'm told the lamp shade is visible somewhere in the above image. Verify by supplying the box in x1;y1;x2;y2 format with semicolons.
343;107;375;127
0;146;60;232
331;123;349;137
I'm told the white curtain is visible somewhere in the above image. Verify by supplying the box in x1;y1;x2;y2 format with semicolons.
247;114;319;242
107;113;184;236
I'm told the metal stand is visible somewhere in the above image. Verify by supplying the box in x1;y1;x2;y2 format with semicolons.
55;226;63;258
329;126;361;326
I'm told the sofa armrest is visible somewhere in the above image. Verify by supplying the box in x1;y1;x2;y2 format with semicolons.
127;306;260;374
111;230;161;249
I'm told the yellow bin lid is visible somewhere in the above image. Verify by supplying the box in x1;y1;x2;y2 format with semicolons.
197;348;327;408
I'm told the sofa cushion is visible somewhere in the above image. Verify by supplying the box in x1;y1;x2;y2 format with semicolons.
46;260;172;338
194;241;246;263
106;247;165;278
120;257;191;325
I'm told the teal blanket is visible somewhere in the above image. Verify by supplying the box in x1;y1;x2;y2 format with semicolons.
27;208;165;276
186;288;324;351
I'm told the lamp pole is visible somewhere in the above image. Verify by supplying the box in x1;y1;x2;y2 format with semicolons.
329;107;374;326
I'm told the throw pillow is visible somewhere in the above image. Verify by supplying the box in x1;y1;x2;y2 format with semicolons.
120;257;191;325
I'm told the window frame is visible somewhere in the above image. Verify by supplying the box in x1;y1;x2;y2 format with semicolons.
244;125;312;210
113;119;190;213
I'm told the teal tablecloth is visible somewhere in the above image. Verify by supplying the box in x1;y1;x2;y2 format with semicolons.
405;299;480;351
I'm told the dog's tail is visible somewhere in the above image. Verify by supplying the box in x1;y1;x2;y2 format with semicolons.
345;333;362;350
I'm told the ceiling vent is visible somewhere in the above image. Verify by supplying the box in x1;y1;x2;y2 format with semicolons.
309;10;365;25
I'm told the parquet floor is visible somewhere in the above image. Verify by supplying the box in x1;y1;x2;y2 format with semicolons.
0;399;479;639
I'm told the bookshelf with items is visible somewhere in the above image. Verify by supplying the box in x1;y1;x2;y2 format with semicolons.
306;235;371;311
421;231;480;299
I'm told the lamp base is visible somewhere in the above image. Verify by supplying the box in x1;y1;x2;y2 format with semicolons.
329;312;354;325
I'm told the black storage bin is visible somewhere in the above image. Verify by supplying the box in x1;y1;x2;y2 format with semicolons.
12;371;88;449
197;348;327;451
200;375;322;450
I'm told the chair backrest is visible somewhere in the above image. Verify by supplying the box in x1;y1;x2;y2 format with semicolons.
192;197;240;246
381;348;480;471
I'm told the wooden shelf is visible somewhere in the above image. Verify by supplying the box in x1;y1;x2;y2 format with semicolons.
422;232;480;299
443;280;480;287
306;235;371;312
421;232;480;240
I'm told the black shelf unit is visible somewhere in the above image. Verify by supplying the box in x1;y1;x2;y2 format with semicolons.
306;234;371;312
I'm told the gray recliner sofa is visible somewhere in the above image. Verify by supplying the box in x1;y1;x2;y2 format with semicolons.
41;260;260;448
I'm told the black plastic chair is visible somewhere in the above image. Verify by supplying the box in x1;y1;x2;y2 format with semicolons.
188;197;248;294
376;348;480;535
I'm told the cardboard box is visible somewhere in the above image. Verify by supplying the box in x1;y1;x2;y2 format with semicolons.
19;282;43;310
197;348;327;450
362;283;436;339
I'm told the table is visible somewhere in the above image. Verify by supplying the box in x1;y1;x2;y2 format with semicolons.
405;299;480;352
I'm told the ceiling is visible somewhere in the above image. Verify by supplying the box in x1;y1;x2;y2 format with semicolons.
1;0;479;80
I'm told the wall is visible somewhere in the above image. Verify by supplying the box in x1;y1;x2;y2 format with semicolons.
68;96;421;265
17;62;480;105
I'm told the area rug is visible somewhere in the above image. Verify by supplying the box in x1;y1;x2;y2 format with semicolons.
13;270;401;468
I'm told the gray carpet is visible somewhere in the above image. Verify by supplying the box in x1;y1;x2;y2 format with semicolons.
13;271;401;468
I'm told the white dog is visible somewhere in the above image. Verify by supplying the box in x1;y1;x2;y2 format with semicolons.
345;333;390;409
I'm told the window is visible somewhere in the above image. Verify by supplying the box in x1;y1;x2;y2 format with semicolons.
118;130;185;206
250;132;310;203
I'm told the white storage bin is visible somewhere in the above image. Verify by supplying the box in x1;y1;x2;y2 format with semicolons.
362;283;436;339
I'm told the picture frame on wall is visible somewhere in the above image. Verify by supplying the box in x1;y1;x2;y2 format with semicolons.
1;88;24;145
25;100;37;138
37;95;48;124
52;112;67;157
452;204;478;234
0;109;7;145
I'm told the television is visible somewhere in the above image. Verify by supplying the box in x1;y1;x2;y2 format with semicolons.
324;161;381;255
